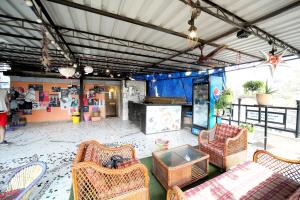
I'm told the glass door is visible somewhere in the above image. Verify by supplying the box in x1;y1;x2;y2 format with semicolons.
193;83;209;129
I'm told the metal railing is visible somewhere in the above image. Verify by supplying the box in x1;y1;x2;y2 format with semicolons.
221;99;300;150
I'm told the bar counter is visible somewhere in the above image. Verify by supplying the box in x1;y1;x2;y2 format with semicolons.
128;101;182;134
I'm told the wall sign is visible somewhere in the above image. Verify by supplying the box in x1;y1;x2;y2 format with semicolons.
246;110;285;124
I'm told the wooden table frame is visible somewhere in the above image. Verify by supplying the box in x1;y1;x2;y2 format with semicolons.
152;145;209;190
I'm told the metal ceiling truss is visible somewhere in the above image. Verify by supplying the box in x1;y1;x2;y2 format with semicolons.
185;0;300;54
45;0;262;62
0;14;233;68
0;31;207;72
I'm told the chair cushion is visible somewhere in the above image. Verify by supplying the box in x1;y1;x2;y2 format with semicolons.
116;159;140;169
215;124;241;142
201;140;225;156
0;189;23;200
288;187;300;200
184;161;300;200
83;144;102;165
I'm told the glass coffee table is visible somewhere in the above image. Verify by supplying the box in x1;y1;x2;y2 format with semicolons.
152;144;209;189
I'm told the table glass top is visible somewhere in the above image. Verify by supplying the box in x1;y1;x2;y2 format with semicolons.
157;145;207;167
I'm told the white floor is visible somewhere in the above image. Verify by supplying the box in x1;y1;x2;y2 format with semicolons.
0;118;299;200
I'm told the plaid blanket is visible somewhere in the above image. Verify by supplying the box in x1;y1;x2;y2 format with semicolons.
184;161;300;200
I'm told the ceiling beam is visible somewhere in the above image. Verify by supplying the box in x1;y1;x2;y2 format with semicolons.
205;1;300;43
159;0;300;66
0;14;234;66
45;0;261;61
195;0;299;54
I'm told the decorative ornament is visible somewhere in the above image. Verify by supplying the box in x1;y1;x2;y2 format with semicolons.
84;65;93;74
41;26;51;71
58;67;75;78
259;48;287;77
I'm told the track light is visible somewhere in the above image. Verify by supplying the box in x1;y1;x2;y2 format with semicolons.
106;69;110;73
110;74;114;78
117;73;121;77
25;0;33;7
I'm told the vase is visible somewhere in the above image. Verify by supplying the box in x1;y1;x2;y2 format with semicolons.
256;93;273;106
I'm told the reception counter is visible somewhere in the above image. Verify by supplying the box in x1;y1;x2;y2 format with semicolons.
128;101;182;134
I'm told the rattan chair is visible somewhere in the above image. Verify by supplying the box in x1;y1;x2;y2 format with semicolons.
199;124;248;170
1;161;47;200
72;140;149;200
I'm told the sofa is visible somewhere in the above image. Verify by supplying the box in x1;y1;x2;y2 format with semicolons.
72;140;149;200
167;150;300;200
199;124;248;170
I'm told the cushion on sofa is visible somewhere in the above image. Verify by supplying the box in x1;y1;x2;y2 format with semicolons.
184;161;300;200
200;140;225;156
215;124;241;142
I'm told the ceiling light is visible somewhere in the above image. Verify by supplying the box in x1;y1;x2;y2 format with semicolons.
84;65;93;74
93;72;98;76
60;51;64;55
168;74;172;78
74;71;81;78
188;25;197;39
73;63;77;68
25;0;33;7
57;46;61;50
36;18;42;23
59;67;75;78
129;77;135;81
51;40;55;45
106;69;110;73
117;73;121;77
110;74;114;78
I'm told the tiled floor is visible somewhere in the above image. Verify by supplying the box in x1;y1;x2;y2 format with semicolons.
0;118;299;199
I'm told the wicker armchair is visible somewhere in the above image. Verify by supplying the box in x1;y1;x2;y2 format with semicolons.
0;161;47;200
167;150;300;200
199;124;247;170
72;140;149;200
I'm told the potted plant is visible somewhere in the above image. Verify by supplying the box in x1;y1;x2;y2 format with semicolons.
214;94;226;116
256;81;276;106
242;80;264;95
223;88;233;104
239;123;255;143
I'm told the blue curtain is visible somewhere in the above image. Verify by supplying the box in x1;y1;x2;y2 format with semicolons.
134;69;226;104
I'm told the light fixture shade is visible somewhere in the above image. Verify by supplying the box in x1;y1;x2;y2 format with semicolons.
84;65;93;74
59;67;75;78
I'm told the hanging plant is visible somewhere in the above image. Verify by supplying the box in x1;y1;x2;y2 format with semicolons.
41;26;51;71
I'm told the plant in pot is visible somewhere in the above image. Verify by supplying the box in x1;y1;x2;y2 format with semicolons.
256;81;277;106
239;123;255;143
242;80;264;96
214;94;226;117
223;88;233;104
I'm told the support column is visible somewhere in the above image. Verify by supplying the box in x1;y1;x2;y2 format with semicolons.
296;100;300;138
79;74;84;122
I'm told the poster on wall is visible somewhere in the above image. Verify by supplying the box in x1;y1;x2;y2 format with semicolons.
51;87;61;92
32;102;40;110
28;84;43;92
61;89;69;98
68;85;79;95
23;109;32;115
94;86;104;93
60;97;69;110
49;94;60;107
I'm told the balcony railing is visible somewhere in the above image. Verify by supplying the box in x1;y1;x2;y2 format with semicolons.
221;99;300;150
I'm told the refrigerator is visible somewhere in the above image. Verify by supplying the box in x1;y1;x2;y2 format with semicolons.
192;74;223;135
